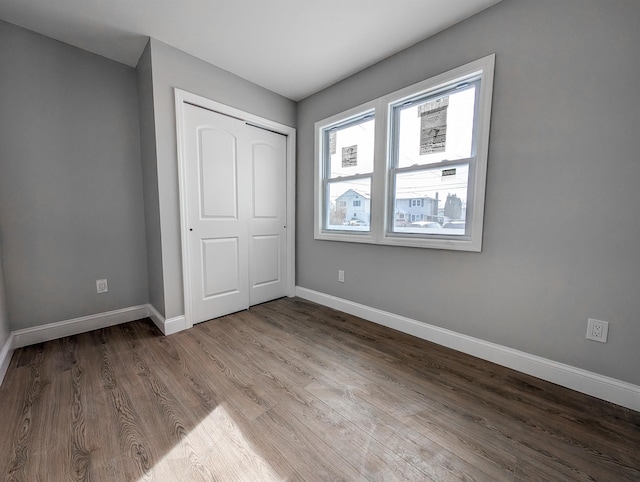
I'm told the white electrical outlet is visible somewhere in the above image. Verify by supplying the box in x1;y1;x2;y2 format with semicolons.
338;270;345;283
96;279;109;294
586;318;609;343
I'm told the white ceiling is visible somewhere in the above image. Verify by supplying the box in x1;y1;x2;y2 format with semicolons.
0;0;502;101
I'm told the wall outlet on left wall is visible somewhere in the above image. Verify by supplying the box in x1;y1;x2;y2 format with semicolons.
96;279;109;294
586;318;609;343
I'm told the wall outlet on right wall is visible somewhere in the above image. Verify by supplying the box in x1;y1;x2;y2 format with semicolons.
586;318;609;343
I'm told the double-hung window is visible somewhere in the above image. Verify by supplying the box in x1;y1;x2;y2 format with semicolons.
314;55;494;251
320;112;375;232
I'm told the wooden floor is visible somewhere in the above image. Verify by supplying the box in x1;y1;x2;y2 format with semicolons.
1;298;639;481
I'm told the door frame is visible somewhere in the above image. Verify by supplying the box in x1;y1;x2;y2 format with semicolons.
174;89;296;329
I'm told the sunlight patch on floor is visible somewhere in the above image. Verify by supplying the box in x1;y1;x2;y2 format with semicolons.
141;404;283;481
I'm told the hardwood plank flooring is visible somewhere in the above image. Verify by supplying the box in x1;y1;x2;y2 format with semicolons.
0;297;639;481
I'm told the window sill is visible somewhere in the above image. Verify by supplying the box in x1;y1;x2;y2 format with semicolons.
314;231;482;252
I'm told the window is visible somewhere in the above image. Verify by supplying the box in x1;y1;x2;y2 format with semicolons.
314;55;494;251
319;112;374;232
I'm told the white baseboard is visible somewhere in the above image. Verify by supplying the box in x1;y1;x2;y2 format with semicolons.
12;304;151;348
295;287;640;412
147;304;187;335
147;304;167;334
0;303;189;387
0;333;15;386
164;315;187;335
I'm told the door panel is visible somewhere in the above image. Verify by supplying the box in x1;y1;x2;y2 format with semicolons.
251;235;280;286
199;127;238;218
201;237;240;297
252;143;280;218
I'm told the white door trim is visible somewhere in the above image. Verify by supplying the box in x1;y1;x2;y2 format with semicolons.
175;89;296;329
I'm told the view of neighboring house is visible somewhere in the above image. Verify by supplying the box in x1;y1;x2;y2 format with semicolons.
396;192;467;227
331;189;370;226
332;190;465;228
395;192;440;225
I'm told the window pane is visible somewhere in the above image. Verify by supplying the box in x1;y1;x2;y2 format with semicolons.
395;85;476;168
326;117;375;178
392;165;469;235
326;178;371;231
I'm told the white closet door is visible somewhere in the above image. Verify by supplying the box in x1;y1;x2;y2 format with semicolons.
247;125;287;306
182;103;286;324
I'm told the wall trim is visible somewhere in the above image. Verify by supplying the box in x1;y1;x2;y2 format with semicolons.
147;304;167;334
163;315;187;335
147;304;187;336
0;304;189;387
12;304;150;349
295;286;640;412
0;332;15;386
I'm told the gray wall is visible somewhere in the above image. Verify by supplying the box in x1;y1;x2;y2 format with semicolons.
296;0;640;385
146;39;296;319
0;20;149;330
0;249;9;349
136;41;165;317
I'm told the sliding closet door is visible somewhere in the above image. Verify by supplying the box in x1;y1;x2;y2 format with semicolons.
181;103;286;324
247;125;287;306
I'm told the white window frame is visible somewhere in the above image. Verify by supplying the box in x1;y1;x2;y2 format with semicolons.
314;54;494;251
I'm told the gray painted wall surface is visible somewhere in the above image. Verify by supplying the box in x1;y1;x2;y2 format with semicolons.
0;21;149;330
296;0;640;384
0;249;9;349
136;41;165;317
147;39;296;319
